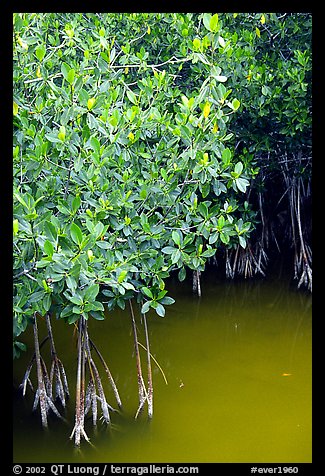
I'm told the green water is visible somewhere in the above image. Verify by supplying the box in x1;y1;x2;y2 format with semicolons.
13;266;312;463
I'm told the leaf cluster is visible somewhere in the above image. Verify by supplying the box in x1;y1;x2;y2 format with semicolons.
13;12;311;348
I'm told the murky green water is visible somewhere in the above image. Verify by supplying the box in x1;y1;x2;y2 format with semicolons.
13;264;312;463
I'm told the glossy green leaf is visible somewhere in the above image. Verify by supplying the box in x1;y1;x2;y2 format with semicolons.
141;300;151;314
155;302;166;317
70;223;83;245
142;287;153;299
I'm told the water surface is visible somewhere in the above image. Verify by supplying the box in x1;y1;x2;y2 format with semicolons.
13;265;312;463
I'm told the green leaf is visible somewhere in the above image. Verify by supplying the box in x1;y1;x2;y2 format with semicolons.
14;341;26;352
172;230;181;246
218;36;226;48
239;235;247;248
142;287;153;299
70;222;83;245
210;14;219;32
74;155;84;172
90;311;105;320
45;133;62;143
234;161;243;175
69;294;83;306
201;247;216;258
171;248;181;264
220;232;230;244
84;284;99;302
61;62;71;82
141;300;151;314
14;193;28;209
66;275;77;292
29;291;45;303
155;302;166;317
198;202;209;219
67;68;75;84
68;314;80;324
232;98;240;110
236;177;250;193
44;221;58;242
60;304;73;318
90;135;100;153
43;294;52;312
222;148;232;164
209;231;219;244
96;241;112;249
72;195;81;213
35;44;46;62
159;296;175;305
93;222;105;238
202;13;212;31
43;239;54;257
162;246;176;254
215;75;227;82
126;90;137;105
218;215;225;228
85;301;104;312
178;267;186;281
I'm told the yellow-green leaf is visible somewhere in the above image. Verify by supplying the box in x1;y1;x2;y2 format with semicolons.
232;98;240;111
261;14;266;25
58;125;66;141
17;36;28;50
13;102;19;116
87;97;96;110
13;219;19;236
256;27;261;38
210;13;219;32
87;250;94;262
203;102;211;118
193;38;201;50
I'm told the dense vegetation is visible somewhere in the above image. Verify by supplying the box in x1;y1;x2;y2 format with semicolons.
13;13;312;446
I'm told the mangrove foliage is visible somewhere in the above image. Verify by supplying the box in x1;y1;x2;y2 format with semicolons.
13;12;312;446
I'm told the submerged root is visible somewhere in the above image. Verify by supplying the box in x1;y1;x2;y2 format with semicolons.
20;313;69;428
20;312;69;428
46;313;70;407
31;313;63;427
71;316;120;446
71;316;88;447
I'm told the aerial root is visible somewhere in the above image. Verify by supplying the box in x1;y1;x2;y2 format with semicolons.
225;242;267;279
129;299;154;420
19;335;48;396
46;313;70;407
